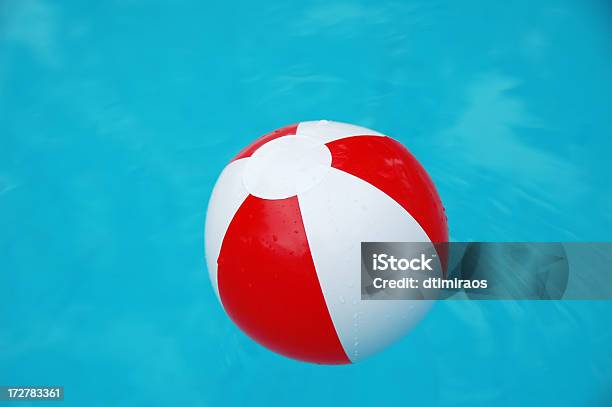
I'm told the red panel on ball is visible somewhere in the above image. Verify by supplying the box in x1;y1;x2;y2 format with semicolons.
217;194;350;364
327;135;448;269
232;124;298;162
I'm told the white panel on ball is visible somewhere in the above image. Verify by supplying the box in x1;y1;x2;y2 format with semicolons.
296;120;384;144
298;167;438;362
204;159;250;300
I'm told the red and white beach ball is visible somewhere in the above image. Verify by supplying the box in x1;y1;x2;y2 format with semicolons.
205;120;448;364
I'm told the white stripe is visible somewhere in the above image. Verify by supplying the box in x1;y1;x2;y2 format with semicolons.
296;120;384;144
298;168;438;362
204;159;250;300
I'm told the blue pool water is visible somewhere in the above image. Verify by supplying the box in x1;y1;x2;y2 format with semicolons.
1;0;612;405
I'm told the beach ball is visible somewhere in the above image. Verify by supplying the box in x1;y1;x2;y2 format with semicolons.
205;120;448;364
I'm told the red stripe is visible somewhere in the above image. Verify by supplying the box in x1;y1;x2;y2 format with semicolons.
232;124;298;162
327;136;448;268
217;195;350;364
